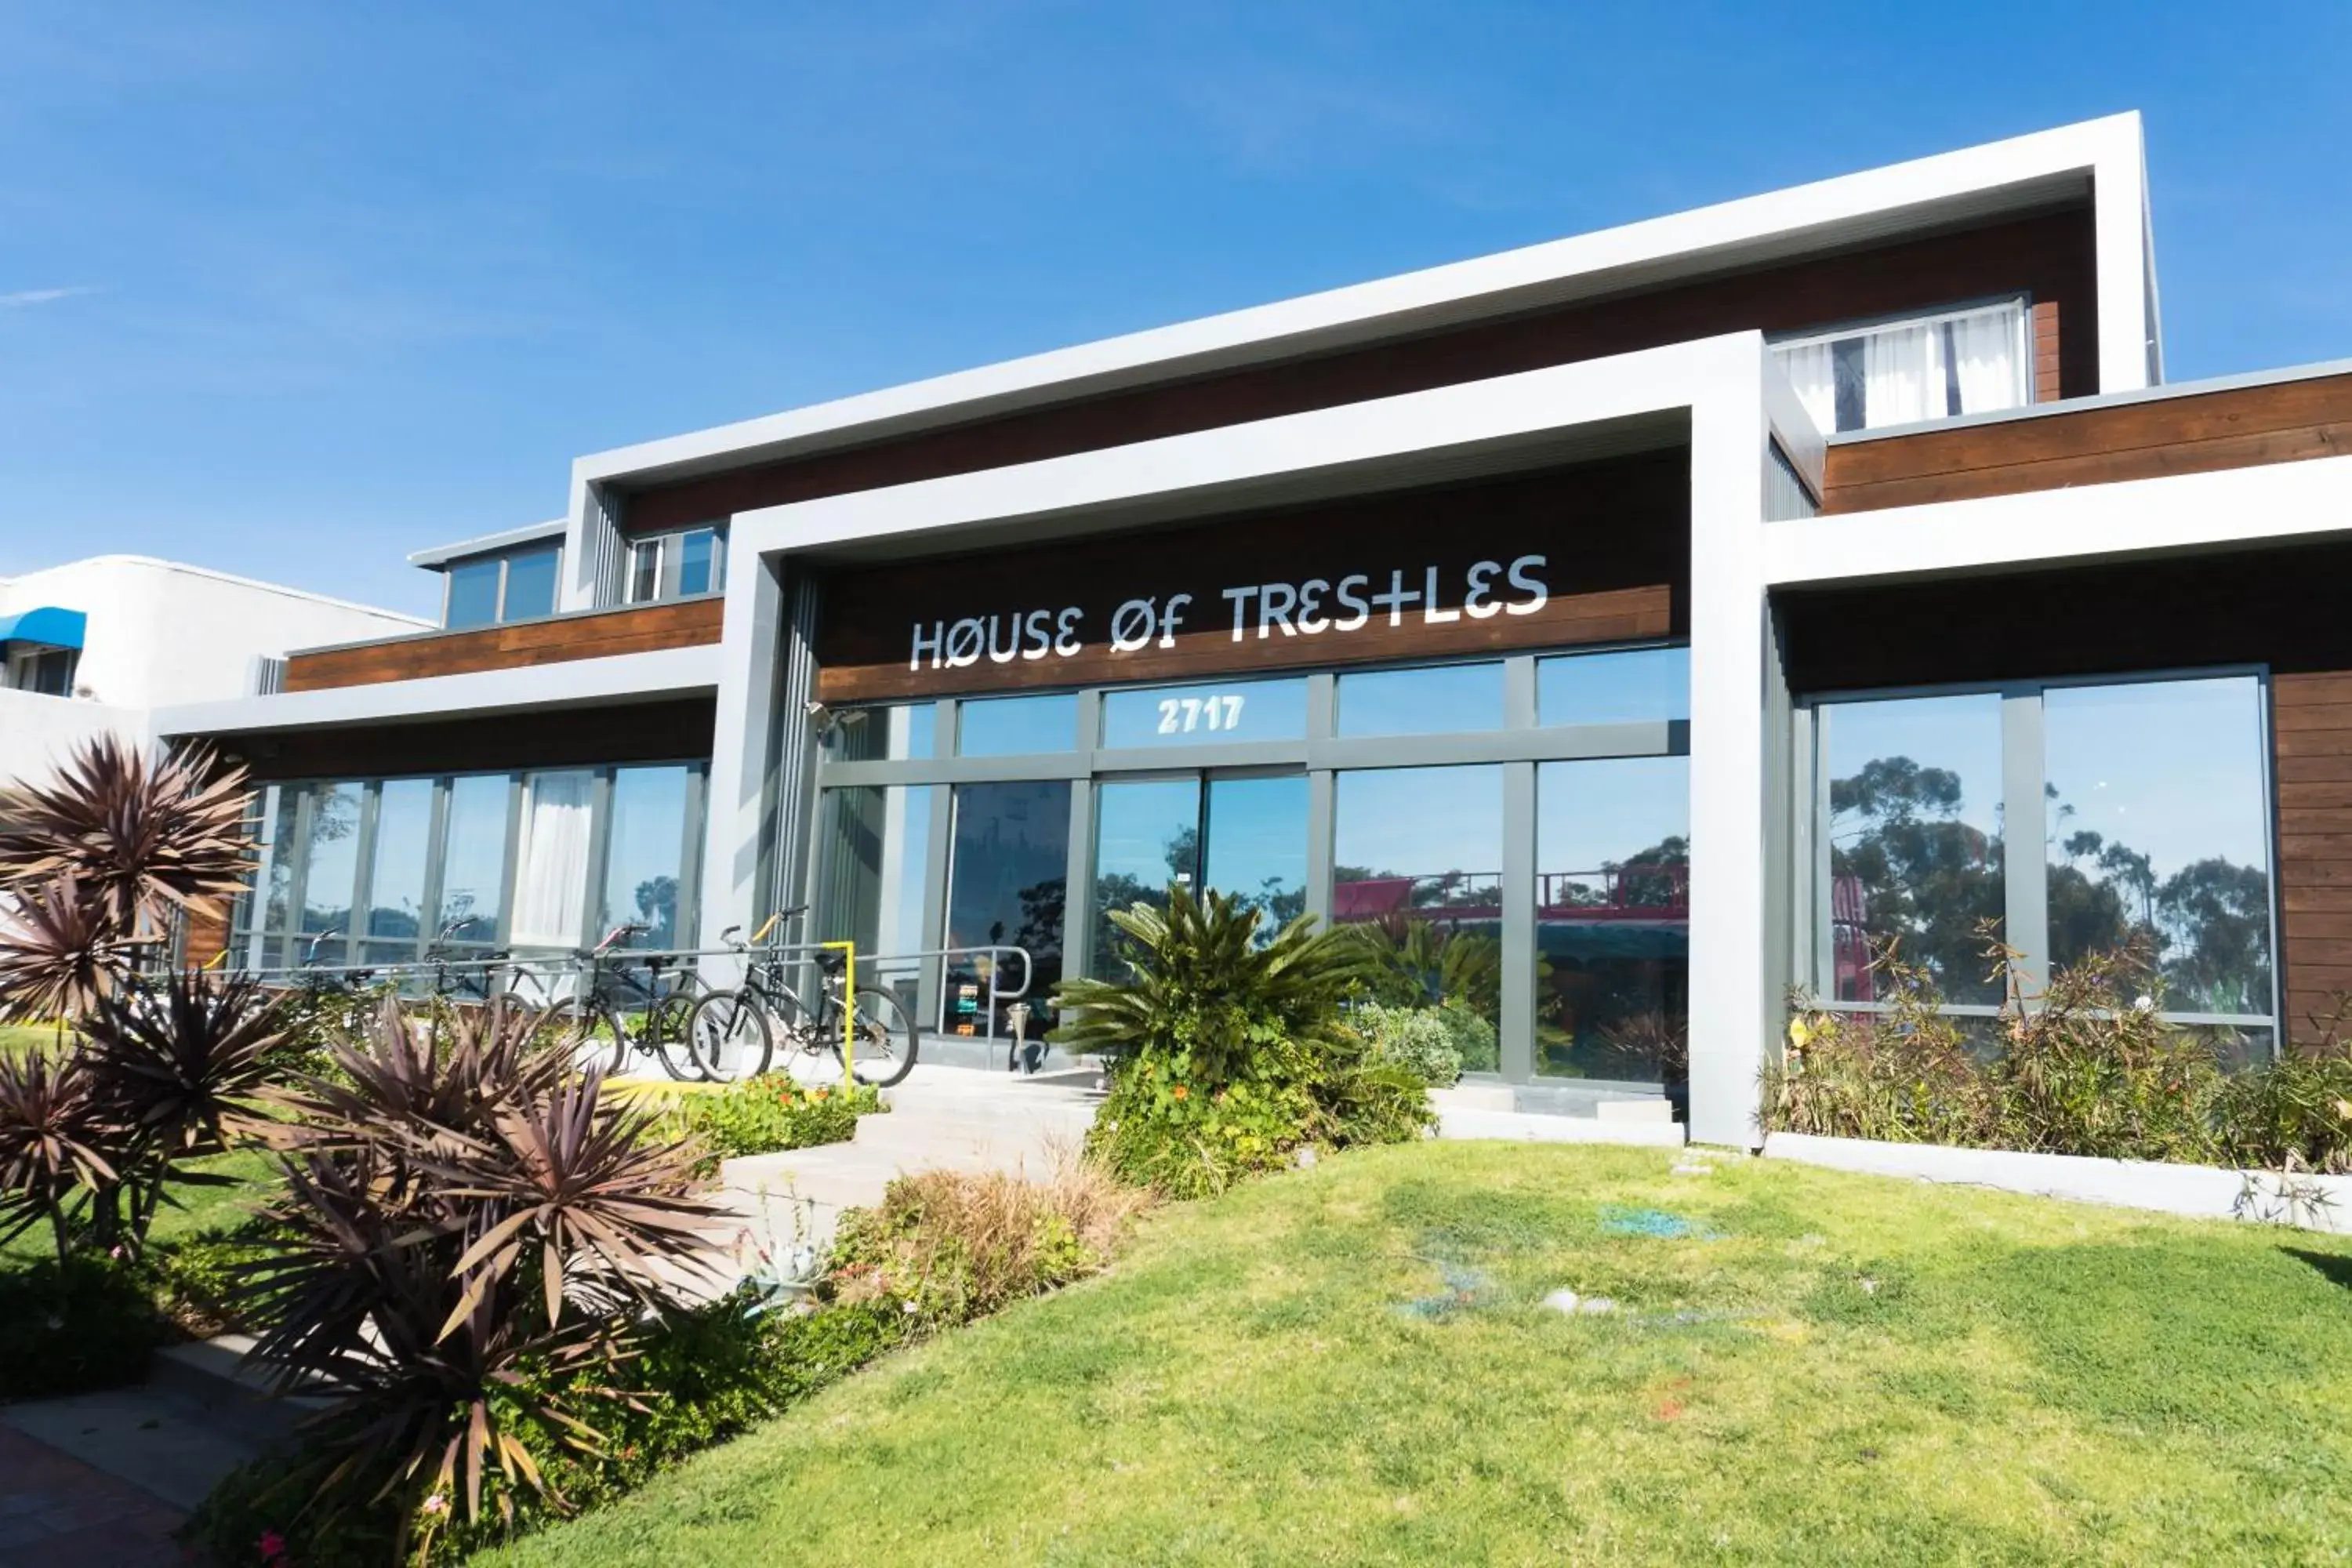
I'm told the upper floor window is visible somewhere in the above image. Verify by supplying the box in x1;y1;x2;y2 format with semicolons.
443;543;561;630
1772;297;2030;435
5;644;78;695
626;524;728;604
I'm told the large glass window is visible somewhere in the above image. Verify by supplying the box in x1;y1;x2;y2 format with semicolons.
944;780;1069;1035
1773;297;2031;435
1539;646;1688;728
444;560;502;630
1089;779;1200;978
299;783;365;961
625;524;728;604
442;543;563;629
814;784;936;1014
1334;765;1504;1043
1203;775;1308;930
1808;673;2278;1041
2045;677;2273;1017
600;765;691;949
957;694;1078;757
1537;757;1689;1083
362;779;434;965
1101;678;1308;748
1820;693;2005;1005
238;765;700;971
1338;662;1504;738
437;775;510;944
501;546;560;620
512;771;595;949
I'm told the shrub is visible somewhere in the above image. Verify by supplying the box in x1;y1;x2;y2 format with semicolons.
227;1000;724;1559
0;1254;164;1400
183;1290;910;1566
1061;887;1432;1196
653;1075;882;1179
1769;935;2352;1172
0;970;281;1262
831;1160;1147;1329
1354;1000;1466;1086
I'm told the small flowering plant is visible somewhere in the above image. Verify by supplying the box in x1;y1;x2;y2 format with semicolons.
656;1074;884;1180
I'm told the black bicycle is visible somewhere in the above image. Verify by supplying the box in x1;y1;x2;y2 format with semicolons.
684;909;920;1086
543;922;705;1080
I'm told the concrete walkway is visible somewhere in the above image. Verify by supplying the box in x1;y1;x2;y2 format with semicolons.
0;1425;190;1566
717;1064;1102;1258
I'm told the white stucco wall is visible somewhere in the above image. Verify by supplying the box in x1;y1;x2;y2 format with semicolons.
0;556;426;711
0;687;148;786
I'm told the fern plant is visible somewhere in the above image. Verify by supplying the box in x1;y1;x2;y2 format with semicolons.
1051;885;1371;1087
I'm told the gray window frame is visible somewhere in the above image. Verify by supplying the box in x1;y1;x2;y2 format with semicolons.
804;643;1690;1087
440;541;565;630
1794;665;2283;1044
623;524;729;606
238;760;708;971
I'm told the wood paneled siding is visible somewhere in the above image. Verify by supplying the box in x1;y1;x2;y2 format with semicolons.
281;598;723;692
2274;672;2352;1037
627;206;2096;532
1821;370;2352;514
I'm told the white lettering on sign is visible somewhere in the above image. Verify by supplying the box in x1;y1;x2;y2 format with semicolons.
902;558;1553;670
1157;694;1246;734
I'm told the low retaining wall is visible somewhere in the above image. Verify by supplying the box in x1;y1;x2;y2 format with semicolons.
1762;1131;2352;1233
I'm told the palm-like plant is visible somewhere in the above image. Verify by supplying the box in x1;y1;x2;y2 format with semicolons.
236;1001;723;1548
0;1049;115;1260
0;876;122;1024
0;733;254;942
71;970;285;1249
1053;885;1374;1084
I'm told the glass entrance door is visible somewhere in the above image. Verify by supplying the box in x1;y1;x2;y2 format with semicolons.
943;780;1070;1036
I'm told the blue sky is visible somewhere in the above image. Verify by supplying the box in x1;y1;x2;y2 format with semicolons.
4;3;2349;617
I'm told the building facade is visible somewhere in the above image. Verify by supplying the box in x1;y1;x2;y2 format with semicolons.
154;113;2352;1144
0;556;426;786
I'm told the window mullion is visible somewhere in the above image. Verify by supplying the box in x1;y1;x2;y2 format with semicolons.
2002;688;2049;1007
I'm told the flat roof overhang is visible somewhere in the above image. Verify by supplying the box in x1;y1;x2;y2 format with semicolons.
153;642;723;746
576;114;2147;499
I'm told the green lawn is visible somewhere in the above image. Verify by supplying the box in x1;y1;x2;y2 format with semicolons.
0;1022;60;1059
480;1141;2352;1566
1;1147;280;1265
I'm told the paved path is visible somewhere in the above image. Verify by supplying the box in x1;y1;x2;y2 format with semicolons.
0;1426;188;1567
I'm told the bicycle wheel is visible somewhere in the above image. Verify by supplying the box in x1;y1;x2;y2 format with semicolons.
546;996;628;1076
686;990;773;1082
637;991;702;1082
831;985;919;1088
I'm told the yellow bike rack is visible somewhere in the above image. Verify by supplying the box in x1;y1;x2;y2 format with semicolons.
818;940;856;1090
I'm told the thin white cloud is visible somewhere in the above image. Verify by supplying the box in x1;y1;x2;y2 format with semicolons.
0;286;96;308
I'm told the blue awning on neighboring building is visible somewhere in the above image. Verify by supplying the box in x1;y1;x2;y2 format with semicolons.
0;605;86;649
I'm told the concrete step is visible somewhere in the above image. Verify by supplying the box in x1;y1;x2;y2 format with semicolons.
1436;1104;1686;1147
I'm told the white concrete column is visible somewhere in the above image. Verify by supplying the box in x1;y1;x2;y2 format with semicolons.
697;546;789;985
1685;339;1777;1149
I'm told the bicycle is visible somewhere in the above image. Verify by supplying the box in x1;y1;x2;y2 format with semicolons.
545;922;706;1080
684;909;921;1087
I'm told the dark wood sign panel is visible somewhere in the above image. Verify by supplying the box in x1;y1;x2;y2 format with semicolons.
814;452;1688;702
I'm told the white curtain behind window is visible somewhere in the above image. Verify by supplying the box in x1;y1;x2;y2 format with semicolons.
1951;307;2027;416
1773;340;1837;437
510;770;593;948
1863;322;1946;429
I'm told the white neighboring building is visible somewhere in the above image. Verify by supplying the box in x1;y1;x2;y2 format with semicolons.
0;556;426;784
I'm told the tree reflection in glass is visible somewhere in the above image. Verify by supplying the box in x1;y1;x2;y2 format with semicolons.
2045;677;2271;1015
1824;695;2005;1004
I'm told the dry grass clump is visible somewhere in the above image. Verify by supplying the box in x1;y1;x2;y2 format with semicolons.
830;1156;1151;1327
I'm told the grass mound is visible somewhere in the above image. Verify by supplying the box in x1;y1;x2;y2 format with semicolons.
477;1142;2352;1566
